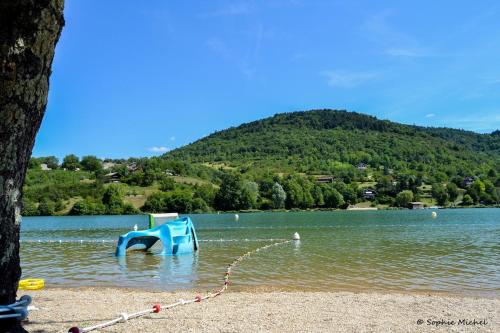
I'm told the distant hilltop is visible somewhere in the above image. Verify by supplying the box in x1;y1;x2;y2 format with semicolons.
164;109;500;173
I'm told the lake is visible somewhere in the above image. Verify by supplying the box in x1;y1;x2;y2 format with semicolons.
20;209;500;297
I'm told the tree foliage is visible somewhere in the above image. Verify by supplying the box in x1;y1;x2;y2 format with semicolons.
396;190;414;208
62;154;80;170
22;110;500;215
166;110;500;178
80;155;102;172
271;182;286;209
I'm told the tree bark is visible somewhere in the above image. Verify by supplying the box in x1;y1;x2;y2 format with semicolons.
0;0;64;332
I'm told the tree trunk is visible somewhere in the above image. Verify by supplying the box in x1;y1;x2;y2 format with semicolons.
0;1;64;332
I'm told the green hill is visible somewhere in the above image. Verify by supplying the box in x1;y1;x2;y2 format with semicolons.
165;109;499;176
24;110;499;216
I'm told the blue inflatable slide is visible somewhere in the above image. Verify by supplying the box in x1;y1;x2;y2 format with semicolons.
115;214;199;256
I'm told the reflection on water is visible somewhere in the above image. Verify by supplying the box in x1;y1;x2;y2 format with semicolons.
117;251;198;288
20;209;500;296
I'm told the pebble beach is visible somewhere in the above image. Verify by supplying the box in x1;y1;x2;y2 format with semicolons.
24;288;499;332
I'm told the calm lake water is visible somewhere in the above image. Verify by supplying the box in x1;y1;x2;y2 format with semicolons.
20;209;500;297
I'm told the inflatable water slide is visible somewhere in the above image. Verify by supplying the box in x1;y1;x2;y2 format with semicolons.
115;213;199;256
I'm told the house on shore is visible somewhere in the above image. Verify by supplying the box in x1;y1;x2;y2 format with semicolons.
104;172;122;183
127;162;138;172
362;188;376;200
410;202;425;209
316;176;334;184
357;163;368;170
463;176;476;187
165;169;178;176
103;162;116;170
40;163;51;171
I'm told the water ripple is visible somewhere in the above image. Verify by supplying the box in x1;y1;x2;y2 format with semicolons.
20;209;500;297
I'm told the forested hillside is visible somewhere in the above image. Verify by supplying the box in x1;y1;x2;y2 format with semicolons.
23;110;499;216
165;110;499;176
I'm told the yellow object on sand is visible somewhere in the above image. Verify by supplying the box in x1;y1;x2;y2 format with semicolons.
19;279;45;290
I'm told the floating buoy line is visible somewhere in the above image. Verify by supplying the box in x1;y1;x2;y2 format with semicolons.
67;234;298;333
20;238;288;244
21;239;116;244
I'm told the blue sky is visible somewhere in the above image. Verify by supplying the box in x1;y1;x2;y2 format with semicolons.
34;0;500;159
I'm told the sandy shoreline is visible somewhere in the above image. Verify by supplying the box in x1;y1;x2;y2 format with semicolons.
22;287;499;333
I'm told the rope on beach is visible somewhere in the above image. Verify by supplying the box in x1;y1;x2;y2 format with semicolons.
67;238;293;333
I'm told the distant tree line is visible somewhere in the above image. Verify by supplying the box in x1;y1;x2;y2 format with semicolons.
23;137;499;216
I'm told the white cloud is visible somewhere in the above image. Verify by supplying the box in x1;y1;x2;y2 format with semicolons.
148;146;170;153
169;136;176;141
385;47;428;57
425;113;435;118
200;3;252;17
206;37;231;59
322;70;378;88
482;77;500;85
205;36;258;78
291;52;307;61
364;11;437;59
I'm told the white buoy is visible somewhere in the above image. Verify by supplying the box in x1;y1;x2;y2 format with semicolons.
133;224;138;231
431;211;437;218
293;232;300;240
234;214;239;221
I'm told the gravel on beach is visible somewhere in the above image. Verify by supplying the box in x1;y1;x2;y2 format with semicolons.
23;288;499;332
